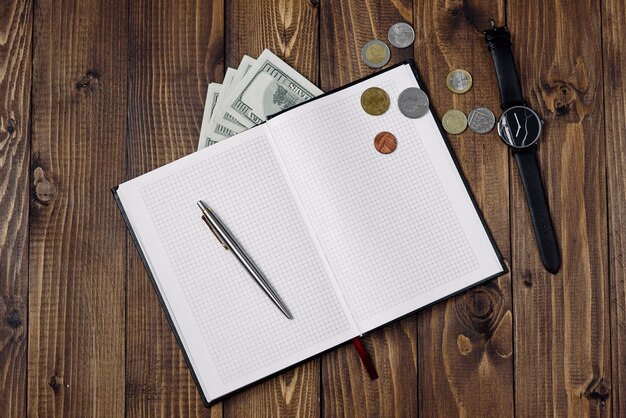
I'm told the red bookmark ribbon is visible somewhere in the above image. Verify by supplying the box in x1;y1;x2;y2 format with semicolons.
352;337;378;380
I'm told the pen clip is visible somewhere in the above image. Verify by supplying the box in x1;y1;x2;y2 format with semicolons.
202;215;229;250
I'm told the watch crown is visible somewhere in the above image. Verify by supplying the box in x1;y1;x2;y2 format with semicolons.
541;120;545;125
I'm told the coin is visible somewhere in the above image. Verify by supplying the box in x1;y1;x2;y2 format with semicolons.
397;87;429;118
388;22;415;48
361;40;391;68
361;87;390;115
374;132;397;154
446;69;473;94
467;107;496;134
442;109;467;134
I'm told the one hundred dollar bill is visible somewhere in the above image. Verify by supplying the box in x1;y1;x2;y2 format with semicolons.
207;84;221;118
197;82;222;149
211;49;323;136
199;60;261;148
197;67;237;150
220;55;256;130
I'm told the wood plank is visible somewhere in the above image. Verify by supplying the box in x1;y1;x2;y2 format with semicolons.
319;2;418;417
27;0;128;416
413;2;514;417
603;0;626;416
226;0;319;82
125;0;224;416
222;1;320;415
509;0;611;416
0;1;31;416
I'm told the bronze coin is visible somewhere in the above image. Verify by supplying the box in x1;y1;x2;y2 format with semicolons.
374;131;397;154
361;87;390;116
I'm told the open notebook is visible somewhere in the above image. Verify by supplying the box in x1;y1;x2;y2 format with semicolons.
113;61;505;405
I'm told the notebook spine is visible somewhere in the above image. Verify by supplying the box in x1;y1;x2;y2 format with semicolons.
111;186;212;407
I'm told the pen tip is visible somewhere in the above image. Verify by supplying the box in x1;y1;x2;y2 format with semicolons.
196;200;205;210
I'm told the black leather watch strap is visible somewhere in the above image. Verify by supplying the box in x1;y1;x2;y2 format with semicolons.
513;149;561;273
485;26;525;108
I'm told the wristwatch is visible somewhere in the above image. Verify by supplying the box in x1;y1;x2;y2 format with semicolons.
484;22;561;274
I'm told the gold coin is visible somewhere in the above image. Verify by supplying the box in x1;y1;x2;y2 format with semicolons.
361;87;390;116
446;69;473;94
442;109;467;134
374;132;397;154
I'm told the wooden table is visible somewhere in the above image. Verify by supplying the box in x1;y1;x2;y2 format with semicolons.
1;0;624;416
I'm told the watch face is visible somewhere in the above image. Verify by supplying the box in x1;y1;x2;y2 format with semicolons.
497;106;542;149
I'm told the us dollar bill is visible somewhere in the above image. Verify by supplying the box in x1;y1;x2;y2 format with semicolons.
207;84;221;118
197;82;222;149
211;49;323;135
197;67;237;150
199;57;260;149
220;55;256;130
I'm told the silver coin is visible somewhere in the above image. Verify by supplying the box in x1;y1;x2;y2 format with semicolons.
398;87;429;118
467;107;496;134
361;40;391;68
388;22;415;49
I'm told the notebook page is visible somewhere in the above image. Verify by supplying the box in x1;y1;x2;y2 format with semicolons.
116;126;357;400
267;64;504;333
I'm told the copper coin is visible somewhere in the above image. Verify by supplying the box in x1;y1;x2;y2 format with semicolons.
374;132;397;154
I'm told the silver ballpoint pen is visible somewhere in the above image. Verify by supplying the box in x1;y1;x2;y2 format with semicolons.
196;200;293;319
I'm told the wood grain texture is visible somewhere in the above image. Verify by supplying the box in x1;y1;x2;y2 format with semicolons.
320;0;412;87
319;1;418;417
27;0;128;416
1;0;623;415
223;1;320;415
414;2;514;417
603;0;626;416
224;366;321;417
126;0;224;416
0;0;31;416
509;0;611;416
322;323;417;418
225;0;319;82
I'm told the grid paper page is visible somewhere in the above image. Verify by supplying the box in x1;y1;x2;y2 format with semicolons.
139;135;353;385
267;65;500;330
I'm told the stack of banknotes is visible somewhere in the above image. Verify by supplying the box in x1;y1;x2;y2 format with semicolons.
197;49;324;150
